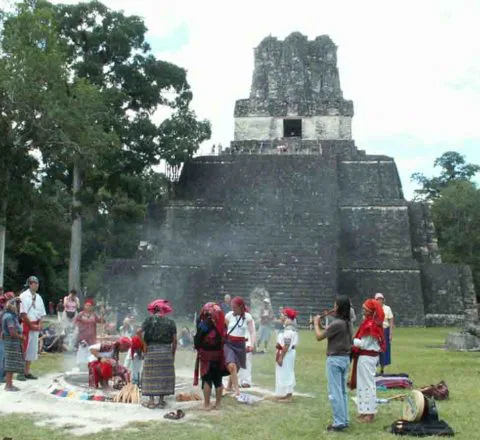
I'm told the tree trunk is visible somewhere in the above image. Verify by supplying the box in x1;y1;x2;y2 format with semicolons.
68;158;82;293
0;169;9;288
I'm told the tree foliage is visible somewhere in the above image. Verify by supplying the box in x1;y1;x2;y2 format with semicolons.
413;152;480;293
411;151;480;200
0;0;211;300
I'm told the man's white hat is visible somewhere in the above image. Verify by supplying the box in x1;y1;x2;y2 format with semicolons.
375;293;385;300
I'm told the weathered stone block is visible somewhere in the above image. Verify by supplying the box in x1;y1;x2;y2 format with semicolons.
445;332;480;351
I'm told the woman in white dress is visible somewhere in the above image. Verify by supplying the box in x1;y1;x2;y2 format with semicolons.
274;307;299;402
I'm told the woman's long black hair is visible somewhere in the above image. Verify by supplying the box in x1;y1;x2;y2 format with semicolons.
335;295;351;322
335;295;353;344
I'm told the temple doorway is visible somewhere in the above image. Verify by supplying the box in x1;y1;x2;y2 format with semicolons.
283;119;302;137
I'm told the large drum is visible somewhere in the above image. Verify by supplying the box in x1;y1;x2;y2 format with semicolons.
402;390;439;422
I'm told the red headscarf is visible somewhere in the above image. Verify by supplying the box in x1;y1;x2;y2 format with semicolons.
282;307;298;321
354;299;385;350
4;291;15;300
231;296;246;316
199;302;226;338
84;299;94;306
147;299;173;316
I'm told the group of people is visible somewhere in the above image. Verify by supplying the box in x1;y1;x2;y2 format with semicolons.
313;293;394;432
1;276;395;432
0;276;47;391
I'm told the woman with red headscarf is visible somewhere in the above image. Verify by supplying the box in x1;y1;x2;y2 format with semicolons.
141;299;177;409
274;307;299;401
224;296;256;396
350;298;385;423
88;337;131;388
194;302;227;410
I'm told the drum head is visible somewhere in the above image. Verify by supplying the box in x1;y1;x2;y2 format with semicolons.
402;390;425;422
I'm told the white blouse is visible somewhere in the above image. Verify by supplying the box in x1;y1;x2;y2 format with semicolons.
225;311;254;338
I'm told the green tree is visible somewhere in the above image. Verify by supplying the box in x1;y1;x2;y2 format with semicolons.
411;151;480;200
431;180;480;290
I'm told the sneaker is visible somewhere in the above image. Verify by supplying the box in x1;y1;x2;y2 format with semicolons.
25;373;38;380
16;374;27;381
327;424;347;432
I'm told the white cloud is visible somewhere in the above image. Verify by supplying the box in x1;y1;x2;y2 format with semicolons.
50;0;480;198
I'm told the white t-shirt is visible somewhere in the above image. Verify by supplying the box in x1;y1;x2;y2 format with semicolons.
383;305;394;328
225;311;254;338
19;289;46;322
88;343;114;363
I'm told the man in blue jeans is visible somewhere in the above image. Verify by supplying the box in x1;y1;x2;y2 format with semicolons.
314;296;353;433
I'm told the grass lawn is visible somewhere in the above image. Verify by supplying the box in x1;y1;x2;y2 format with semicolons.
0;327;478;439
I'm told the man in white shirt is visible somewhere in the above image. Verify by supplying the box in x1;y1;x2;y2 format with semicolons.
374;293;394;375
19;276;46;379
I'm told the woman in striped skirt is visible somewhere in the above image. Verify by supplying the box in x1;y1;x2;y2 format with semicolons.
141;299;177;409
1;298;25;391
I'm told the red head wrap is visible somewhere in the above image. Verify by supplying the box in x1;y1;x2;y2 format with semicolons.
199;302;226;337
4;292;15;300
231;296;246;316
363;299;385;323
282;307;298;321
147;299;173;316
353;299;386;351
84;299;94;306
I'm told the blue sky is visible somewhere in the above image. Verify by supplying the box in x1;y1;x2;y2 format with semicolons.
50;0;480;199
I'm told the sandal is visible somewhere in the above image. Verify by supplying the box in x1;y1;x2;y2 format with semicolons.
142;402;157;409
163;409;185;420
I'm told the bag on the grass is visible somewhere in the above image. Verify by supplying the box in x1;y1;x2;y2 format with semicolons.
390;419;454;436
421;381;449;401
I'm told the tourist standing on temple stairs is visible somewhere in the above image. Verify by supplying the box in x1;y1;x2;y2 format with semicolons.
2;298;25;391
141;299;177;409
274;307;299;402
19;276;46;380
349;299;385;424
224;296;256;396
375;293;394;375
257;298;274;352
314;296;352;432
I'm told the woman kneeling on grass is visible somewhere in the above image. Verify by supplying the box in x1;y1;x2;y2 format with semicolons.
88;337;132;389
274;307;299;402
314;296;352;432
350;299;385;423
